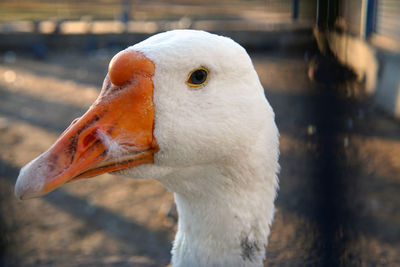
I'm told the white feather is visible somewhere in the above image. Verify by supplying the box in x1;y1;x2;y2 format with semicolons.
117;30;280;266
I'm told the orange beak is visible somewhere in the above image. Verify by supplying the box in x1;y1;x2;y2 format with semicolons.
15;50;158;199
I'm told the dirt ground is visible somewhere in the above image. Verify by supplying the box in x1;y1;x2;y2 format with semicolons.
0;46;399;266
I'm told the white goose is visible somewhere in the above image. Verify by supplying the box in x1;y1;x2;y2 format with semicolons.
15;30;279;267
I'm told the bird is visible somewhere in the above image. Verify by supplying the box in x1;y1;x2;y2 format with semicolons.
15;30;279;267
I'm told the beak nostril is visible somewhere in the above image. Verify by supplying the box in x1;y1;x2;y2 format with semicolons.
81;128;99;150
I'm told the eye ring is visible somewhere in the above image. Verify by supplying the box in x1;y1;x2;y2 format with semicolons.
186;67;209;87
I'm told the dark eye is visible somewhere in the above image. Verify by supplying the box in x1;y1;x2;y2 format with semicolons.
186;67;209;87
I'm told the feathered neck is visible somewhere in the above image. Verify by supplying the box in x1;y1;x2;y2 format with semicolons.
159;149;278;267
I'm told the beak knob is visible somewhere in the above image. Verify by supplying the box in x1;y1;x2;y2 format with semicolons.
108;49;155;86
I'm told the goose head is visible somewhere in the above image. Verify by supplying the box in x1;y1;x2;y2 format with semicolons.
15;30;279;266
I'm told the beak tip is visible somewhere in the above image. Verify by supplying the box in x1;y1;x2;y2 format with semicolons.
14;180;43;200
14;174;31;200
14;188;22;200
14;157;47;200
14;177;27;200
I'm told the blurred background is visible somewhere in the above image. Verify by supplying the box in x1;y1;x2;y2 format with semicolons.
0;0;399;266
